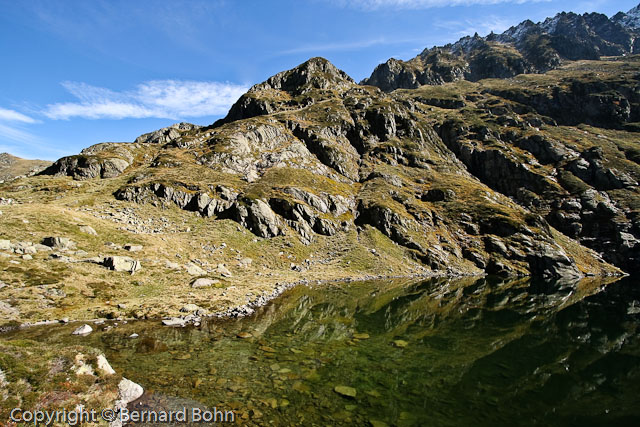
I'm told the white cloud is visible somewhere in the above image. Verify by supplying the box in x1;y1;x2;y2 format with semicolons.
0;107;36;123
331;0;548;10
44;80;249;120
0;123;37;144
435;16;515;39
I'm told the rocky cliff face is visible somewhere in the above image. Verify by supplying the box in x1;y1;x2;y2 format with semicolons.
362;4;640;91
30;55;633;279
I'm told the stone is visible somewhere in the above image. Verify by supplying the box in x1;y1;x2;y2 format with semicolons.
79;225;97;235
96;354;116;375
42;237;75;250
192;278;218;288
216;264;233;278
162;317;187;327
165;261;180;269
21;254;32;260
180;304;201;312
124;243;143;252
185;263;206;276
72;324;93;335
392;340;408;348
118;378;144;404
527;244;582;279
103;256;142;274
22;246;37;254
0;301;19;317
237;332;253;339
334;385;357;398
0;240;11;250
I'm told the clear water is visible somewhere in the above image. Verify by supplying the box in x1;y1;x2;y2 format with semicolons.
4;276;640;426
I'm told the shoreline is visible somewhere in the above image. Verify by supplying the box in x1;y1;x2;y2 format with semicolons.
1;271;460;333
2;269;627;334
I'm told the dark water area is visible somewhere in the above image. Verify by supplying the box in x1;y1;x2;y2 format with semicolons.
4;276;640;426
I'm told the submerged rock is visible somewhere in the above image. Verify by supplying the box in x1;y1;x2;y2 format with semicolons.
334;385;357;398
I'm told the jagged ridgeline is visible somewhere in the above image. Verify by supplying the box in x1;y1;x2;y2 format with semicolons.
42;48;640;278
362;4;640;90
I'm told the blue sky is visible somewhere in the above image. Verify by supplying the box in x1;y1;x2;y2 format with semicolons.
0;0;637;160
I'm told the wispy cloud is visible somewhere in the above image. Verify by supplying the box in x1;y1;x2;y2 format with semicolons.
44;80;249;120
0;107;42;155
435;16;515;39
0;107;37;123
278;36;436;56
330;0;549;10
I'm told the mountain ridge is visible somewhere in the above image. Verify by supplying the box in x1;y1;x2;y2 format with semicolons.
362;3;640;91
0;152;51;182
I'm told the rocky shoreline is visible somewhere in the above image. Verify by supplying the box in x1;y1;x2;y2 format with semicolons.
1;272;449;333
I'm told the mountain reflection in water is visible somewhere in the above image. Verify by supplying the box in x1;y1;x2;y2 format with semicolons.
6;276;640;426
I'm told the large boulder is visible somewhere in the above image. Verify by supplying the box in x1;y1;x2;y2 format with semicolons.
103;256;142;274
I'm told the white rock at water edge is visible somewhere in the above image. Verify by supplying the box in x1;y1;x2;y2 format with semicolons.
118;378;144;404
72;324;93;335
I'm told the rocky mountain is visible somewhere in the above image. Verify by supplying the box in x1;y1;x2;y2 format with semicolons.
1;5;639;329
36;56;625;280
0;152;51;182
362;3;640;91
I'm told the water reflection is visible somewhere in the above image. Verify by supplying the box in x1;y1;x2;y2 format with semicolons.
4;276;640;426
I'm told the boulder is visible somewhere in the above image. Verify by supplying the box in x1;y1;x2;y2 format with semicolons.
103;256;142;274
123;244;143;252
185;263;206;276
79;225;97;236
527;245;582;279
162;317;187;327
72;324;93;336
42;237;76;250
191;278;218;288
117;378;144;404
216;264;233;278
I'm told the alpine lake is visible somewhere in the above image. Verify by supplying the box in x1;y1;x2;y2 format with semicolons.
3;275;640;426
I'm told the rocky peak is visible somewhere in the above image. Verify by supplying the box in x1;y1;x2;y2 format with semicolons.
253;57;354;95
220;57;356;124
613;4;640;29
362;3;640;92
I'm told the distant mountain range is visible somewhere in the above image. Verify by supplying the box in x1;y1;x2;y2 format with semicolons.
362;3;640;91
